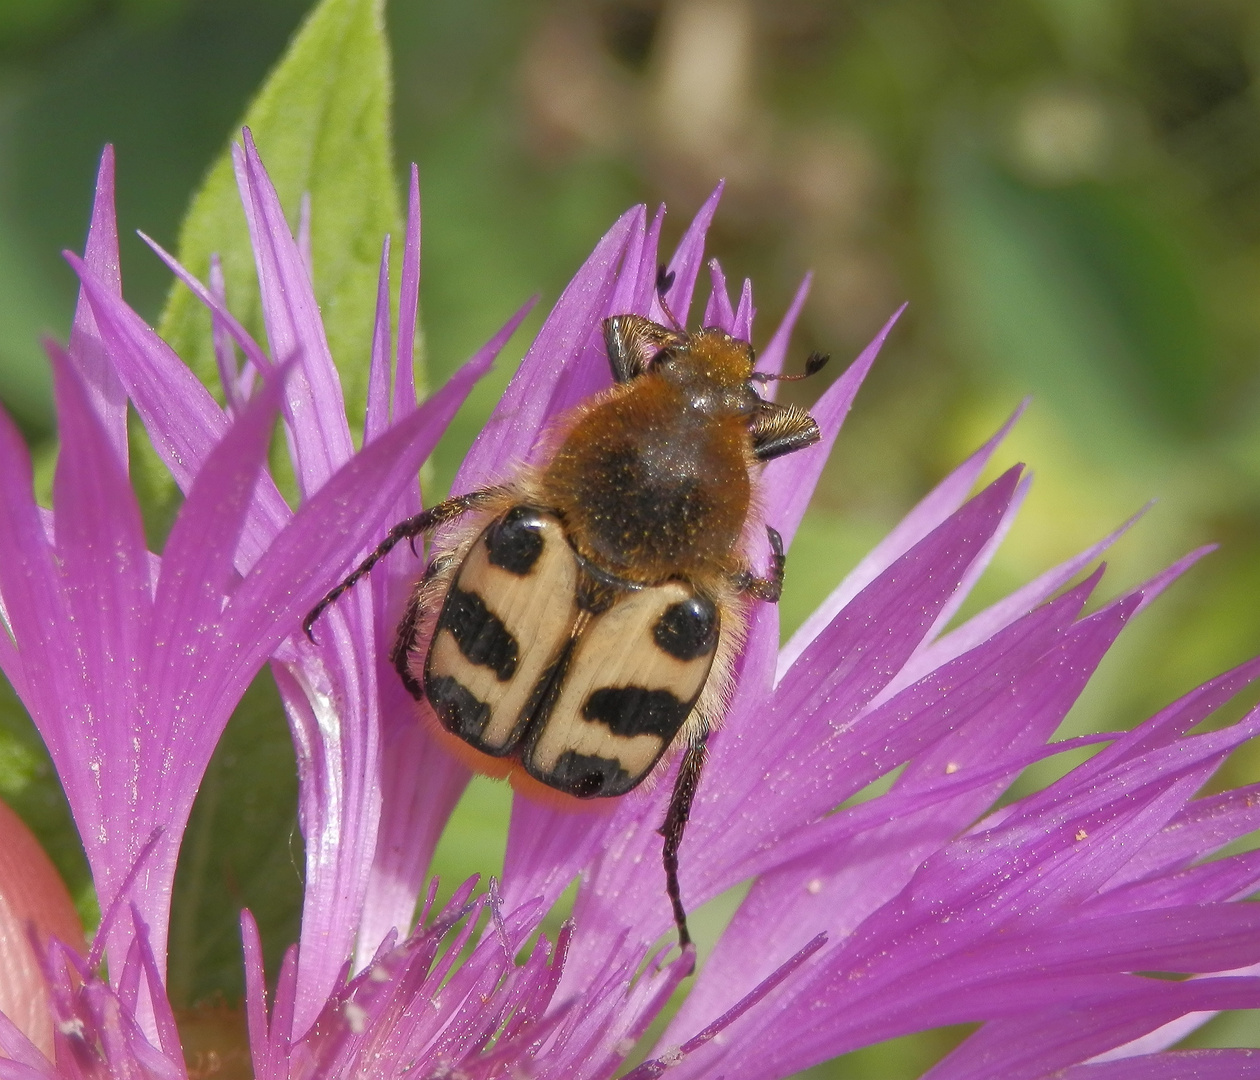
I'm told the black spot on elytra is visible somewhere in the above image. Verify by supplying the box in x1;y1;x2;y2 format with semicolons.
583;686;690;740
427;676;490;741
549;750;635;798
440;587;518;680
654;596;718;660
485;506;546;575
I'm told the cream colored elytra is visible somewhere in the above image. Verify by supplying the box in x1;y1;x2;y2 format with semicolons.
415;502;739;803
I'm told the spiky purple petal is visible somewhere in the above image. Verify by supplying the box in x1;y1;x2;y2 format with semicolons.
5;140;1260;1080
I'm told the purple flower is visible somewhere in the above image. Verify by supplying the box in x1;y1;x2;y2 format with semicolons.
1;134;1259;1080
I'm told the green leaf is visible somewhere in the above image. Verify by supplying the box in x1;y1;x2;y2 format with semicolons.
159;0;399;388
167;671;303;1007
928;143;1215;462
136;0;403;538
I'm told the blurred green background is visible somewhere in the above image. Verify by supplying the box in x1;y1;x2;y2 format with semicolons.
1;0;1259;1075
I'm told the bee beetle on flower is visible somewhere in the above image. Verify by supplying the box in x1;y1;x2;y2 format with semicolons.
305;272;829;949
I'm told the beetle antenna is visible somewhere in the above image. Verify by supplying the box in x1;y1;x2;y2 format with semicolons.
750;351;830;383
655;264;684;331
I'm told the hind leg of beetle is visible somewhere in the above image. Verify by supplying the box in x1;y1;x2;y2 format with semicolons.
391;590;426;699
303;486;506;640
731;525;785;602
658;728;710;969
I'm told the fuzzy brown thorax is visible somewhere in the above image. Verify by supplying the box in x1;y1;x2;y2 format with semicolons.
538;331;762;586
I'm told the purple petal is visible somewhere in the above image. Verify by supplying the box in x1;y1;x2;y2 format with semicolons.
670;584;1120;1037
135;347;373;1035
47;338;152;736
142;231;273;381
353;686;471;967
1132;545;1217;618
297;193;313;279
1059;1049;1260;1079
209;255;248;412
897;498;1147;693
656;183;723;327
761;305;904;547
548;205;651;418
960;903;1260;980
891;592;1128;800
457;207;639;489
0;1009;50;1077
67;375;284;989
218;357;497;1027
627;935;825;1080
920;979;1260;1080
148;371;284;744
66;250;292;569
559;202;655;418
130;909;181;1063
271;647;381;1037
733;277;754;341
607;199;650;318
764;468;1027;795
781;396;1024;673
560;468;1028;999
702;258;735;330
45;342;154;887
240;912;269;1077
631;204;666;314
68;145;127;464
1089;849;1260;913
1090;1002;1251;1064
395;165;422;418
266;946;300;1078
910;468;1031;662
1064;656;1260;787
500;800;616;922
235;131;352;494
670;589;1237;1071
1104;775;1260;890
364;234;393;443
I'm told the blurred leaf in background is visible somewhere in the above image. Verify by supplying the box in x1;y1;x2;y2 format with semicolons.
2;0;1260;1075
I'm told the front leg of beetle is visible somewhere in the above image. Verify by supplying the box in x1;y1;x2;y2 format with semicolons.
303;486;507;640
731;525;786;603
658;728;710;966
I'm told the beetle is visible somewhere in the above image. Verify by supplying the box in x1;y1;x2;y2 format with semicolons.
305;281;828;952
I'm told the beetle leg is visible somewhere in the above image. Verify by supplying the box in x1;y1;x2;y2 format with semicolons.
749;402;821;462
303;486;507;640
658;726;710;966
603;314;685;383
391;591;425;699
730;525;786;603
